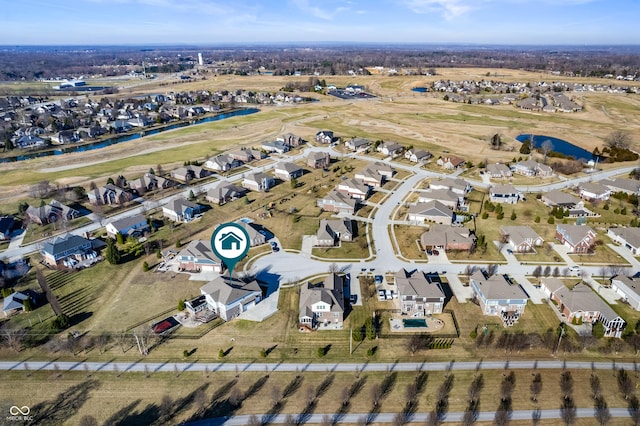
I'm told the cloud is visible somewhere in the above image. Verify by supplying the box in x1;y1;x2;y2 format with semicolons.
401;0;471;19
290;0;352;20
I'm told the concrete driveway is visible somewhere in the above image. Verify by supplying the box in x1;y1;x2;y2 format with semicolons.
445;273;473;302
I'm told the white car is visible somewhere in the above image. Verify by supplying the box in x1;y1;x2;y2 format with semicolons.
569;265;581;276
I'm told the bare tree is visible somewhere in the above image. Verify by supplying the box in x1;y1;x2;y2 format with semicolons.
426;410;442;426
96;332;110;354
467;374;484;403
406;334;423;355
78;415;98;426
530;373;543;402
228;387;243;408
1;327;26;352
560;397;577;425
560;371;574;400
370;382;383;407
494;407;511;426
594;397;611;426
590;374;601;400
500;371;516;402
540;139;553;164
617;368;633;400
605;130;632;149
328;262;339;273
269;384;282;406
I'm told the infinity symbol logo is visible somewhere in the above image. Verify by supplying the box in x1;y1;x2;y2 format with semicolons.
9;406;30;415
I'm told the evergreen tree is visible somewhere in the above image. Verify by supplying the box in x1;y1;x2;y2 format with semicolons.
105;238;121;265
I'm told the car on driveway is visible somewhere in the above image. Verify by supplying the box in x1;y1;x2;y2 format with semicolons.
349;294;357;304
569;265;581;276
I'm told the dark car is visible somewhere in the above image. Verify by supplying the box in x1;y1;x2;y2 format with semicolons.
349;294;357;304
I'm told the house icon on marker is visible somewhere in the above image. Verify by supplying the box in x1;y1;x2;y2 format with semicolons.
219;232;242;250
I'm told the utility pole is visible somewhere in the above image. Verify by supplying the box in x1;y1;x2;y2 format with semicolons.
350;327;353;355
554;323;565;355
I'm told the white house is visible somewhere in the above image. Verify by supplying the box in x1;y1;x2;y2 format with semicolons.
608;227;640;256
200;275;262;321
611;276;640;311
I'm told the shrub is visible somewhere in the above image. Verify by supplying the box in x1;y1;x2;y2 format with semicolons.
470;327;478;339
142;261;150;272
317;346;326;357
176;239;182;248
367;347;375;357
52;314;70;331
156;250;162;259
534;216;541;223
218;349;225;358
178;299;186;311
603;204;610;210
497;211;504;220
547;216;555;224
260;348;267;358
510;211;517;220
183;350;190;358
352;327;363;342
482;212;489;219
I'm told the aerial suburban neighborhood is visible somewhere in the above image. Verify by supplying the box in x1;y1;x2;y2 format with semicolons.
2;40;640;425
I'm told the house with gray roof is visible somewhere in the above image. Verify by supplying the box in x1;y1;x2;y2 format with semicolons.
87;184;132;206
429;177;471;195
261;140;290;154
470;271;528;326
307;151;331;169
315;130;335;144
162;198;204;222
608;227;640;256
500;226;544;253
513;160;553;177
550;283;625;337
242;172;275;192
344;137;370;152
177;239;224;273
486;163;512;179
200;275;262;321
234;220;267;247
41;234;97;268
171;165;209;182
354;166;383;187
274;162;304;181
490;184;521;204
0;216;14;240
129;173;173;193
405;148;431;163
26;200;79;226
205;183;248;205
317;190;358;215
105;214;149;239
298;273;345;330
337;178;370;200
315;218;354;247
541;189;581;208
3;291;34;317
408;200;454;225
601;178;640;196
418;189;462;210
556;224;596;254
377;141;403;157
578;182;611;202
420;225;475;252
204;154;242;172
611;276;640;311
394;269;445;316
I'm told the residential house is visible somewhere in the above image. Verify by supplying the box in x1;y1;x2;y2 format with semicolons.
418;189;461;210
315;130;335;144
486;163;512;179
234;220;267;247
205;183;248;205
541;190;581;208
395;269;445;316
162;199;204;223
204;154;242;172
555;224;596;254
377;141;403;157
601;178;640;196
171;165;209;182
607;227;640;256
129;174;172;193
0;216;14;240
105;214;149;239
549;283;625;337
578;182;611;202
429;177;471;195
261;140;290;154
242;172;275;192
87;184;132;206
470;271;528;326
26;200;79;225
611;276;640;311
344;137;370;152
539;277;567;299
3;291;35;317
317;190;358;215
41;234;97;268
50;130;80;144
420;224;476;252
337;178;370;200
315;218;355;247
513;160;553;177
354;166;382;187
490;184;521;204
307;151;331;169
437;155;465;170
14;135;46;149
177;240;224;273
78;126;105;139
500;226;544;253
274;162;304;181
226;148;254;163
405;148;431;163
366;162;395;179
200;275;262;321
279;133;304;148
408;200;454;225
298;273;346;329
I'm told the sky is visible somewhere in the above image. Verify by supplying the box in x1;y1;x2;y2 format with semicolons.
1;0;639;46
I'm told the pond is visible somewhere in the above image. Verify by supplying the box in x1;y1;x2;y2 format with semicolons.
516;134;595;162
411;87;429;93
0;108;260;163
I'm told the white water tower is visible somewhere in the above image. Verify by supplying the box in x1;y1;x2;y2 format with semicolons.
198;53;203;66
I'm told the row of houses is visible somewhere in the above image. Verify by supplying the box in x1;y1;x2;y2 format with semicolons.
408;178;471;224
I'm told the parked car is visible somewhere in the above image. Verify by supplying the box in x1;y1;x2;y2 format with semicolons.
349;294;357;304
569;265;581;276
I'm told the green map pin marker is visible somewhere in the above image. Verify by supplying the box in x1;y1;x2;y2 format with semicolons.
211;222;251;279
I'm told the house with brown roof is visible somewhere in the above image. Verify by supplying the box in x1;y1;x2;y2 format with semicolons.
408;200;454;225
171;165;209;182
437;155;465;170
307;151;331;169
317;190;358;215
555;224;596;254
608;227;640;256
420;225;476;252
129;173;173;193
315;218;355;247
204;154;242;172
500;226;544;253
549;282;625;337
200;275;262;321
394;269;446;316
26;200;79;225
298;273;345;330
470;271;528;326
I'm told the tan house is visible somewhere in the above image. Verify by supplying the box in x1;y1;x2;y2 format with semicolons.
298;273;346;330
420;225;475;252
395;269;446;316
555;224;596;254
470;271;528;326
500;226;544;253
317;190;358;215
437;155;465;170
307;151;331;169
408;200;454;225
316;218;355;247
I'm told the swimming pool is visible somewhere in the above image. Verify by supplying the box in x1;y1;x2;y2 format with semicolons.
403;318;428;328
